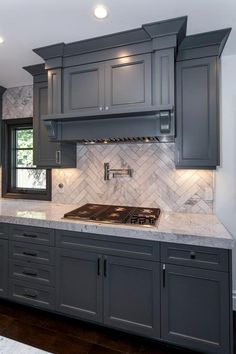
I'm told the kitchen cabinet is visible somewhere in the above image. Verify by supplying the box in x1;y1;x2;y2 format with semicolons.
62;51;174;117
8;224;56;310
161;264;230;354
56;248;103;322
103;256;160;337
0;239;8;298
0;221;233;354
34;80;76;168
63;62;105;115
175;56;219;168
24;64;76;168
56;248;160;337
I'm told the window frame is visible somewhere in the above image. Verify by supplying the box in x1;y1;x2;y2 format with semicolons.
2;118;52;201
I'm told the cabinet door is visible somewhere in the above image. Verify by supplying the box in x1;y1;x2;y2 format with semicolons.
0;239;8;298
63;62;105;115
33;82;57;167
103;256;160;338
34;82;76;168
161;264;230;354
56;248;102;323
175;57;218;168
104;54;152;113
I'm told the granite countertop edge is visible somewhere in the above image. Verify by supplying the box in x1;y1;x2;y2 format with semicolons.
0;211;233;250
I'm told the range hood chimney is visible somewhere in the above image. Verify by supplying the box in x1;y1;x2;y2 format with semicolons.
25;17;189;144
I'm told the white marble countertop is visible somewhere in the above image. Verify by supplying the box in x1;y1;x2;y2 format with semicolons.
0;199;233;249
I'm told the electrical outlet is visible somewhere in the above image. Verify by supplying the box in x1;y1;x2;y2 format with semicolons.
58;183;64;194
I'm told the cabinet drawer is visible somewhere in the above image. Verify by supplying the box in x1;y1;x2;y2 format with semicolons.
9;279;55;310
9;242;55;265
161;243;229;271
9;225;55;246
56;230;159;261
0;223;8;240
9;260;55;287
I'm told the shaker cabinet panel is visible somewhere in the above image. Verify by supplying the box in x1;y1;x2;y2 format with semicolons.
33;82;58;167
32;67;76;169
161;264;230;354
56;248;103;323
104;54;152;113
63;62;105;115
103;256;160;338
175;56;218;168
34;82;76;168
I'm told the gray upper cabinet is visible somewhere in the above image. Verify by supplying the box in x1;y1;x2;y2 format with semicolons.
33;81;58;167
161;264;230;354
63;62;105;115
0;239;8;298
61;51;174;117
56;248;103;323
24;64;76;168
104;54;152;113
103;256;160;338
175;57;219;169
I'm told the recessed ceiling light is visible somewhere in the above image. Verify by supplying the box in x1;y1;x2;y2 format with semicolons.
93;5;108;19
0;36;5;44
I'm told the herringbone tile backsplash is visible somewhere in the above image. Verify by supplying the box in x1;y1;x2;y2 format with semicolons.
52;143;214;214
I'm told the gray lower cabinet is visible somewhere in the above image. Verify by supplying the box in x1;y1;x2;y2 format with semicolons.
0;223;233;354
161;264;230;354
103;256;160;337
56;248;103;322
0;239;8;298
175;56;219;168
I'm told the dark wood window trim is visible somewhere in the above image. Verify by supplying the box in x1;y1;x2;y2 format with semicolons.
1;118;52;201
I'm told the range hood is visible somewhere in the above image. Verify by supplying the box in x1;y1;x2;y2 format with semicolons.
25;16;188;144
44;110;175;144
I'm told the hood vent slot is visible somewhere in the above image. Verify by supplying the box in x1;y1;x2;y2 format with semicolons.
80;137;160;145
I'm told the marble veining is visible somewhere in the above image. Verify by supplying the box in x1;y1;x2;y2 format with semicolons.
52;143;214;213
2;85;33;119
0;336;51;353
0;199;233;249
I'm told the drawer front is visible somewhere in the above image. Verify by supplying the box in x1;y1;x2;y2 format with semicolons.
9;225;55;246
161;243;229;272
9;242;55;265
9;260;55;287
56;230;159;261
9;279;55;310
0;223;8;240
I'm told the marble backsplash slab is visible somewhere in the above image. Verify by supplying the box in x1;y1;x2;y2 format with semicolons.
52;143;214;213
2;86;214;214
2;85;33;119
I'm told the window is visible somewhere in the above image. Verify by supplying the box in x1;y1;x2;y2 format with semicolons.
2;118;51;200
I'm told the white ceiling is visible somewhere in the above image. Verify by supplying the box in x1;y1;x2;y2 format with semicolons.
0;0;235;88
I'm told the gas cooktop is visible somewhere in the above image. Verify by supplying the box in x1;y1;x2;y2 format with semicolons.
64;204;161;227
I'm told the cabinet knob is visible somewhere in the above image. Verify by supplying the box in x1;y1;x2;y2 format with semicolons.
99;107;103;111
105;106;109;111
190;251;196;259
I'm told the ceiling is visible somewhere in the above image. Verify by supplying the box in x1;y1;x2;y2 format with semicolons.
0;0;235;88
